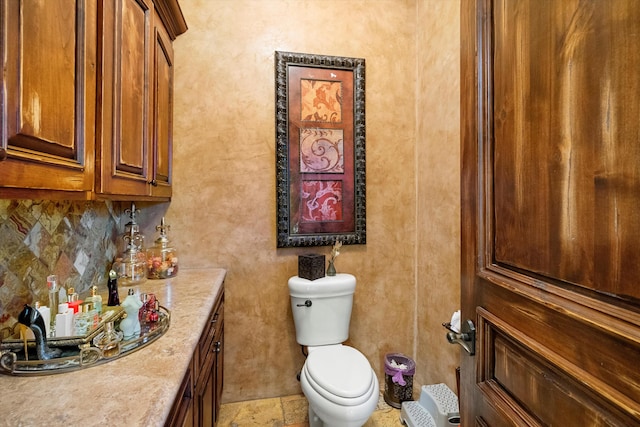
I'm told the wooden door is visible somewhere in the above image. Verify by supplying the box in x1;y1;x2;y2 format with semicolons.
0;0;96;197
461;0;640;425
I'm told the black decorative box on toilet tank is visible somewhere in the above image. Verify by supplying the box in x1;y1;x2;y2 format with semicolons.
298;254;325;281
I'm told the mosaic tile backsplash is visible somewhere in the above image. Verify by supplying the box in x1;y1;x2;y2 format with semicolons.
0;200;122;329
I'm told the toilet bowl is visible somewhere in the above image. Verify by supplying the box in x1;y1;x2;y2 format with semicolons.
289;274;379;426
300;345;379;427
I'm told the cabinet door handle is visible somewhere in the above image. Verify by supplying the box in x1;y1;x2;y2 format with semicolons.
0;147;6;161
214;341;222;352
148;179;158;186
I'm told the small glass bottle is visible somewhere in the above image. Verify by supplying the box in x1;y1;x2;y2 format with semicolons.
146;217;179;279
87;286;103;315
66;288;82;314
74;302;99;336
93;321;123;358
138;293;159;323
47;275;59;331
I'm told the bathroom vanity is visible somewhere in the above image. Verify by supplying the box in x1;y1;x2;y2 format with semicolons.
0;268;225;426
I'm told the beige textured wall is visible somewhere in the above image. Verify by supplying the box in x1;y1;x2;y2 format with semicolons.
167;0;460;402
415;0;461;393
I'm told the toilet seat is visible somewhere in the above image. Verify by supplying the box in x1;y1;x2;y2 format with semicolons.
303;345;376;406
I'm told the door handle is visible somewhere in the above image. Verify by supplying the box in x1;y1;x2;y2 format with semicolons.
444;319;476;355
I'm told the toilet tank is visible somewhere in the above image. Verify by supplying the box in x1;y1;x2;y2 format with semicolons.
288;273;356;346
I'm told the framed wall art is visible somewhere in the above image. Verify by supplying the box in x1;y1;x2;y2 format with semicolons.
275;51;366;248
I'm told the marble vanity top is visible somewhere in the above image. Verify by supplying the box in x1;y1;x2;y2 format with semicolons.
0;268;226;427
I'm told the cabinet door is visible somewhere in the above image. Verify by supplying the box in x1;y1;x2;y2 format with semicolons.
195;336;216;427
166;361;194;427
194;290;224;426
97;0;153;197
150;12;174;198
198;368;215;427
0;0;96;196
213;322;224;424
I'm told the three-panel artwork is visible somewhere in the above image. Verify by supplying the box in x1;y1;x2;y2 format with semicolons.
275;51;366;248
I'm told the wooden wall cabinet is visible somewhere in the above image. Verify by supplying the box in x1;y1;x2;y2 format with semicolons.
96;0;182;200
0;0;186;201
0;1;98;199
168;285;225;427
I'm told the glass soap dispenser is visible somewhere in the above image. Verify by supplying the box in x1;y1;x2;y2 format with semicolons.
146;217;179;279
113;203;147;286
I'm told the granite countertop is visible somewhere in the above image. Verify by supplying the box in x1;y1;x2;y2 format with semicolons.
0;268;226;427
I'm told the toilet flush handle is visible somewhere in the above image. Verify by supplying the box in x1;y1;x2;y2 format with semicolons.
296;300;312;307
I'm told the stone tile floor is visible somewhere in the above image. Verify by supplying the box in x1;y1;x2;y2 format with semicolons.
218;391;406;426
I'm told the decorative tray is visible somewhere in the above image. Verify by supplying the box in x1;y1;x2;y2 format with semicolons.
0;306;170;376
0;306;125;349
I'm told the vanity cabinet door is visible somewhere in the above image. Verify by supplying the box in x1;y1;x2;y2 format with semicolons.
197;363;215;427
166;361;195;427
213;320;224;423
170;285;224;427
195;288;224;426
0;0;97;198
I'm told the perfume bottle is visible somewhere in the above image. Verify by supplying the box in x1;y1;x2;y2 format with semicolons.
93;321;123;358
139;293;159;323
112;203;147;286
107;269;120;306
74;302;99;336
119;289;143;339
87;286;103;314
146;217;179;279
47;275;59;331
66;288;82;314
55;303;74;337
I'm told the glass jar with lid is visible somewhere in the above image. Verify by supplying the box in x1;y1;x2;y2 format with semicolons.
112;203;147;286
146;217;179;279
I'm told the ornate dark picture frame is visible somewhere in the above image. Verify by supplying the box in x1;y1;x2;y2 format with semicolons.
275;51;366;248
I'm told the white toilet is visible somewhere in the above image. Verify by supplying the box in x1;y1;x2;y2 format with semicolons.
289;273;379;427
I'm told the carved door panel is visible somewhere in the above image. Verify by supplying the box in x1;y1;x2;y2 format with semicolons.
461;0;640;425
0;0;96;195
97;0;153;197
150;12;174;198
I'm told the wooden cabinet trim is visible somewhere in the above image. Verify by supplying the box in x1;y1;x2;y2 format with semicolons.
154;0;188;39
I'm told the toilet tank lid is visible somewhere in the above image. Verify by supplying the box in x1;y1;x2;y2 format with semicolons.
288;273;356;298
